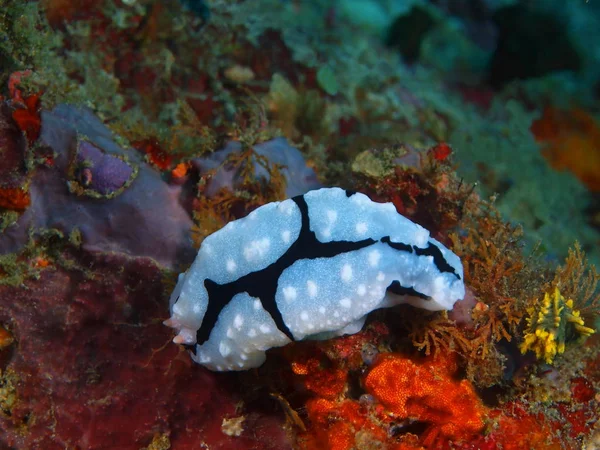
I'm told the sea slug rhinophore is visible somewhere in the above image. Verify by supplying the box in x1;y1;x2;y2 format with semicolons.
166;187;465;371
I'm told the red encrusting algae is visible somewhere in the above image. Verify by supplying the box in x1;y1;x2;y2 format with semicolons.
364;353;486;446
11;94;42;147
0;187;30;211
134;139;174;170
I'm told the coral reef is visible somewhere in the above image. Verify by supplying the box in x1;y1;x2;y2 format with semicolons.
0;0;599;448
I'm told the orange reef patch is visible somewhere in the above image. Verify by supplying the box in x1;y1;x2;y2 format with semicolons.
0;187;30;211
134;139;173;170
429;142;452;161
292;345;487;449
290;346;347;400
11;94;42;146
302;398;389;450
531;107;600;191
364;353;486;446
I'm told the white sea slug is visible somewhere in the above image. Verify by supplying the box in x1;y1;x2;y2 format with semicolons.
165;187;465;371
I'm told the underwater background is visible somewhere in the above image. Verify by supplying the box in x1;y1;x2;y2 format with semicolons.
0;0;599;448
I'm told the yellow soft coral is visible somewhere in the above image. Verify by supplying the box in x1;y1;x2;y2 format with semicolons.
520;287;595;364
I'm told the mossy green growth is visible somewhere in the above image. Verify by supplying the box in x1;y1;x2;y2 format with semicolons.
351;145;418;178
0;369;18;418
68;228;83;249
0;211;20;234
0;0;56;79
316;66;339;96
0;228;83;286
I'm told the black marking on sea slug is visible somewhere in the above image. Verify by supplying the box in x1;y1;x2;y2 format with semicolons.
413;242;460;279
195;194;377;345
380;238;459;281
387;281;431;300
194;194;461;347
381;236;413;253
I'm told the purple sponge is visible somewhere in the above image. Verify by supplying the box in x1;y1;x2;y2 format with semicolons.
0;105;195;269
70;140;135;197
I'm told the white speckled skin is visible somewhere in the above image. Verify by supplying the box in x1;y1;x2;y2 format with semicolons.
167;187;465;371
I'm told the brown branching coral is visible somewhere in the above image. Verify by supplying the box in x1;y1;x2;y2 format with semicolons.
410;201;551;386
192;144;288;246
454;204;546;322
227;95;280;148
409;311;473;356
352;143;478;237
189;97;289;246
551;242;600;326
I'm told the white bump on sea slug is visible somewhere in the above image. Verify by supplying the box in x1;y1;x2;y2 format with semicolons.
307;280;318;298
174;328;196;345
368;250;381;267
355;222;368;235
340;298;352;308
341;264;353;282
226;259;237;272
283;286;297;302
197;351;211;363
432;276;449;299
415;228;429;246
278;200;295;215
233;314;244;329
243;238;271;261
171;188;466;372
219;342;232;357
172;303;185;316
351;193;369;205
